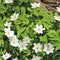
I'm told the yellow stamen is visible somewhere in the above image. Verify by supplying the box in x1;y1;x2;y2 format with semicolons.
8;0;10;2
13;41;16;44
14;15;16;19
36;46;39;49
57;16;60;19
47;46;50;51
38;28;40;31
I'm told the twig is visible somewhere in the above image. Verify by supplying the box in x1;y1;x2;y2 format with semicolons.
41;2;57;12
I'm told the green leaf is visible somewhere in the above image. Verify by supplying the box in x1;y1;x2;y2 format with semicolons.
20;0;28;3
0;39;4;46
23;50;31;56
0;20;4;31
39;35;48;43
20;7;26;14
0;4;7;14
17;27;26;38
0;49;6;55
0;57;3;60
47;30;60;41
52;41;60;50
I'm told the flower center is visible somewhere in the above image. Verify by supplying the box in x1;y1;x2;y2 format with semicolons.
14;15;16;19
36;46;39;49
5;55;8;58
13;41;16;44
21;44;24;47
47;46;50;51
35;4;37;7
8;0;11;2
38;28;40;31
35;58;37;60
25;38;29;41
57;16;60;19
7;31;10;35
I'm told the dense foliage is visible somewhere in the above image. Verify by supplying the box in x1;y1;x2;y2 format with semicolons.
0;0;60;60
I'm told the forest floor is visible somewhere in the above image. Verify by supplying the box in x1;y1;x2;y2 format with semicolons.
35;0;60;13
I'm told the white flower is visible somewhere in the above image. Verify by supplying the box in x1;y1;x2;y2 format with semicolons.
10;38;19;47
34;24;45;34
31;55;41;60
32;43;42;53
2;52;11;60
56;5;60;12
12;57;18;60
43;43;54;54
54;15;60;21
5;0;13;3
31;2;41;8
10;13;19;21
23;36;31;43
4;22;11;28
9;35;17;41
4;28;14;37
18;41;27;51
